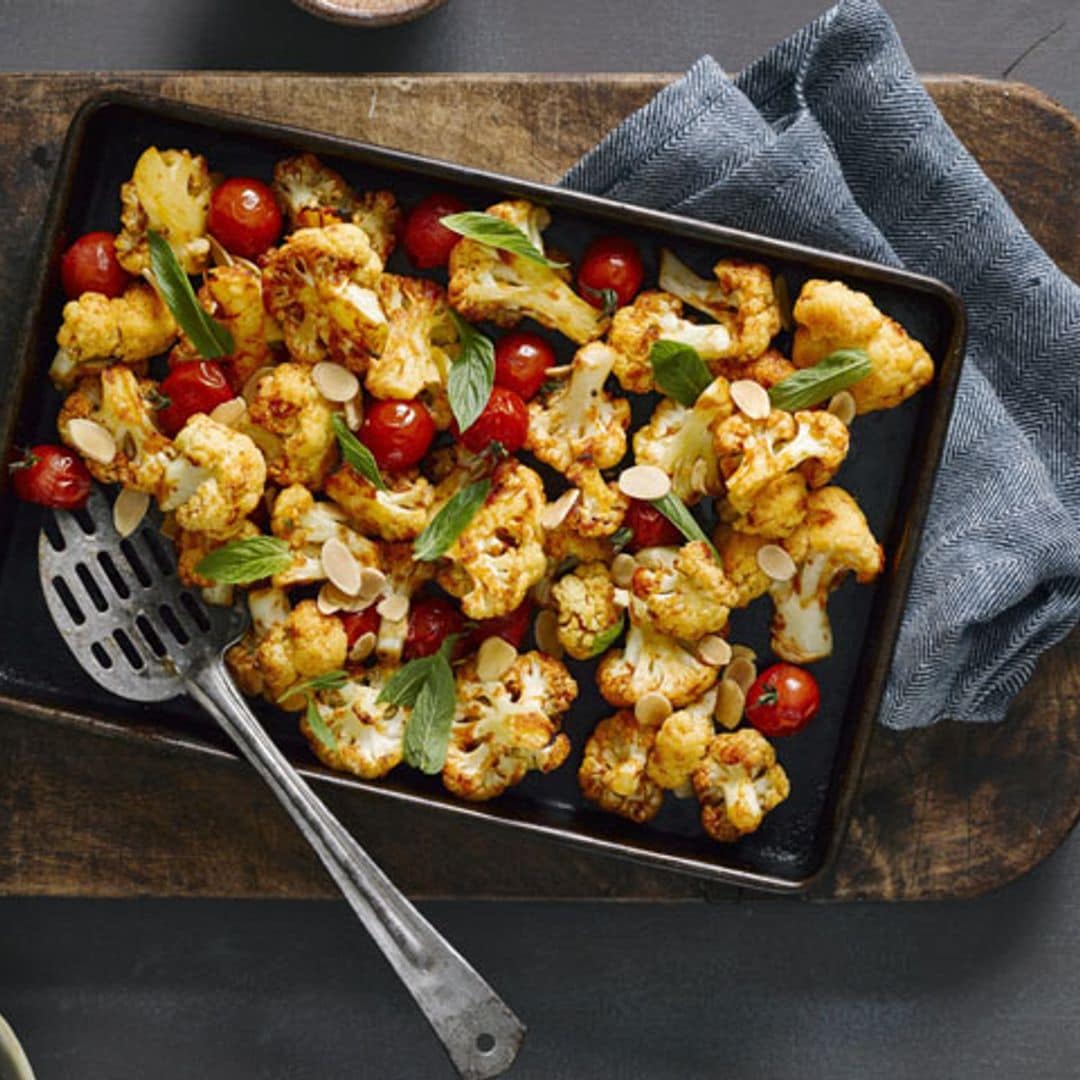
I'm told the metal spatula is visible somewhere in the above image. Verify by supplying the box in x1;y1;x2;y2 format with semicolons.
38;487;524;1080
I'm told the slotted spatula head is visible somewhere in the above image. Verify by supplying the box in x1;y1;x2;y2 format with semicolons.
38;487;248;702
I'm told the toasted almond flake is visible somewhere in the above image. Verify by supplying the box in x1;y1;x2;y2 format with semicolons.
316;584;343;615
207;235;235;268
112;488;149;538
723;656;757;695
715;678;746;730
609;762;639;797
350;631;377;662
343;394;363;431
321;538;361;596
531;577;554;608
234;256;262;277
320;581;373;613
757;543;797;582
690;457;710;493
611;553;637;588
535;609;563;658
376;593;409;622
242;365;276;404
730;643;757;662
209;396;247;427
635;691;673;727
67;418;117;464
358;567;388;601
618;464;671;502
312;361;361;403
827;390;857;426
612;587;630;608
730;379;772;420
476;636;518;682
540;488;580;531
697;635;732;668
543;364;572;377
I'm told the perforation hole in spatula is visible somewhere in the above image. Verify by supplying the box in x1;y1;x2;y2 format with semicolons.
135;614;168;658
51;575;86;625
112;627;145;671
158;603;191;646
97;551;131;600
119;537;152;587
75;563;108;613
179;590;212;633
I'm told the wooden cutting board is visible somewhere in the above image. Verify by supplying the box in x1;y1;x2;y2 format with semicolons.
1;73;1077;902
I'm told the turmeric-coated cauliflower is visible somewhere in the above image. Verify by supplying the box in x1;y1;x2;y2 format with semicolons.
174;518;260;606
351;190;401;266
578;710;663;824
709;347;797;389
720;471;809;540
551;561;625;660
711;525;771;609
373;542;436;664
596;621;718;709
646;687;718;791
563;464;628;538
326;464;435;541
542;520;619;568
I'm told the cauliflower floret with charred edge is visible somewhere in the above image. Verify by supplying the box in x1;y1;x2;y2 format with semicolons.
261;223;385;370
579;710;664;824
647;687;718;792
714;408;849;515
551;561;624;660
792;278;935;414
443;653;577;801
526;341;630;475
543;520;618;568
709;347;797;389
58;366;175;493
632;375;733;504
175;518;260;606
326;464;435;542
351;190;401;266
628;541;738;641
692;728;791;842
115;147;213;274
447;199;607;344
437;460;548;620
711;525;771;609
607;291;733;393
563;464;628;539
659;250;781;361
768;486;884;663
304;665;407;779
159;413;266;538
52;283;177;388
373;542;436;664
596;621;718;709
245;362;337;488
720;471;809;540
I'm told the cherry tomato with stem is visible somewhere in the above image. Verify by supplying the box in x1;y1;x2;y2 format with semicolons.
208;177;283;259
405;596;465;660
9;444;93;511
577;236;644;310
340;608;380;652
402;192;467;270
155;360;234;437
467;599;534;652
745;663;821;737
624;499;682;552
494;331;556;401
360;398;436;472
60;231;130;299
455;386;529;454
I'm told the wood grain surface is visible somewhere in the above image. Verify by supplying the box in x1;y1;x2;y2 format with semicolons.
0;73;1076;902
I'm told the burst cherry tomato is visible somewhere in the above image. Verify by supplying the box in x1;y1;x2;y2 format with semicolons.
402;192;468;269
578;236;644;310
468;600;533;652
360;398;436;472
208;177;283;258
9;444;92;510
455;386;529;454
155;360;234;437
405;596;465;660
745;663;821;737
60;231;130;299
494;332;555;401
624;499;682;552
340;608;380;651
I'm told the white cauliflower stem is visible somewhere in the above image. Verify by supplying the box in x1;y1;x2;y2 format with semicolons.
596;621;718;709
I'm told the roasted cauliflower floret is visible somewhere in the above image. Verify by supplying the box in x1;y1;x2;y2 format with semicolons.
51;283;177;388
596;622;718;709
712;525;771;608
174;518;260;605
628;541;738;641
579;710;663;823
709;347;797;389
607;291;733;393
373;542;436;664
721;471;809;540
225;587;291;698
159;413;266;537
647;687;718;791
115;147;213;274
542;520;618;567
246;362;337;488
437;460;547;620
692;728;790;842
632;375;733;504
261;223;385;369
714;409;849;515
526;341;630;474
659;250;781;361
442;653;577;801
351;190;401;265
326;464;435;541
564;464;628;538
551;561;624;660
792;279;934;414
447;199;607;344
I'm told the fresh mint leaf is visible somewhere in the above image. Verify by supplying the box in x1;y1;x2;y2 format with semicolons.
649;340;713;406
331;414;386;491
448;312;495;434
279;670;349;703
439;211;567;268
304;696;339;753
413;479;491;562
586;613;626;658
195;535;292;584
768;348;872;411
402;649;457;774
651;492;720;560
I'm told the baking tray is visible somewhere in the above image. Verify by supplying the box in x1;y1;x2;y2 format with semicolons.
0;91;965;893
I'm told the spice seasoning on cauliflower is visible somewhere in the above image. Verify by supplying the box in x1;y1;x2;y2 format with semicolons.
551;561;625;660
563;464;629;539
597;621;718;709
326;464;435;541
719;472;809;540
646;686;718;791
579;710;664;823
175;518;261;605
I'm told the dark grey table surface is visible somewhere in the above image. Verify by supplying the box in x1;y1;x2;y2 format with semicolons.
1;2;1078;1078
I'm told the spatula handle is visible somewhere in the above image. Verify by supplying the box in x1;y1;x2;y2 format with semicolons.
187;658;525;1080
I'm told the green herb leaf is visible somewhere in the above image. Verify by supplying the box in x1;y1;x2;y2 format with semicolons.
768;348;872;411
649;340;713;406
586;613;626;658
413;479;491;562
194;535;292;584
304;696;339;753
448;311;495;434
378;654;437;708
147;231;234;359
581;283;619;317
331;414;386;491
279;670;349;703
439;211;567;268
402;649;457;774
651;492;720;560
610;526;633;554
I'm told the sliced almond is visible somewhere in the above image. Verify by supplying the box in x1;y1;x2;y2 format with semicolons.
730;379;772;420
112;488;149;538
611;553;637;588
207;234;235;268
618;464;671;502
343;394;363;432
312;361;361;403
715;678;746;730
610;762;640;798
531;577;554;608
635;691;673;727
828;390;857;426
209;397;247;427
242;365;276;404
723;656;757;695
690;457;710;494
376;593;409;623
476;636;518;682
730;643;757;663
321;537;361;596
358;567;388;602
756;543;797;582
534;608;563;658
612;587;630;608
543;364;572;378
350;631;377;663
697;635;732;668
67;418;117;464
540;488;581;531
316;584;343;615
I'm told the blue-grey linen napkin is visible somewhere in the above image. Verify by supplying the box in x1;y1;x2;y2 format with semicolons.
562;0;1080;730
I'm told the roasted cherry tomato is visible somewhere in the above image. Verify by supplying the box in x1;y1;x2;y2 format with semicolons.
155;360;234;437
360;398;436;472
60;231;130;299
208;177;283;258
9;444;92;510
340;608;380;651
624;499;682;552
402;192;467;270
577;235;644;310
455;386;529;454
494;331;555;401
745;663;821;737
405;596;465;660
468;600;534;652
